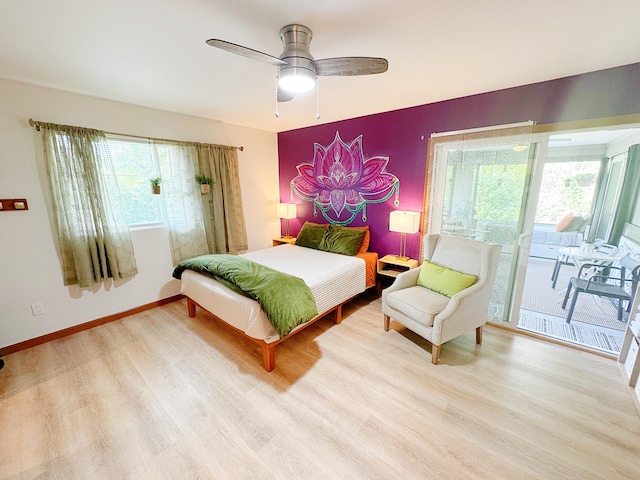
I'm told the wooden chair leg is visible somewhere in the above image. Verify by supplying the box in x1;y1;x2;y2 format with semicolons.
476;326;483;344
431;345;441;364
383;314;390;331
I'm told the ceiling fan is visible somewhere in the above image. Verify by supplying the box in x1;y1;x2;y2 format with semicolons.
206;24;389;104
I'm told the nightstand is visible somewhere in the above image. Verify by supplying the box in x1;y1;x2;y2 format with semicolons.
378;255;420;278
273;237;296;246
377;254;420;294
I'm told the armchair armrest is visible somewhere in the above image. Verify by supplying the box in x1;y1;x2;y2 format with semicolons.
436;280;486;320
432;278;493;344
381;266;422;300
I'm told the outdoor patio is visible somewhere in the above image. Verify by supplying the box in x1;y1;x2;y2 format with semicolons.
518;256;627;354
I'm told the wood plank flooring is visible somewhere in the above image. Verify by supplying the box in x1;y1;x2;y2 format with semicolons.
1;291;639;479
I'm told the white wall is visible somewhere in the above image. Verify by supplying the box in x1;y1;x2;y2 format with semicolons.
0;78;280;349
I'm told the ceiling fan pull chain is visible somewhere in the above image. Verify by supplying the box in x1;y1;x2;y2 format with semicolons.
275;76;280;117
316;79;320;119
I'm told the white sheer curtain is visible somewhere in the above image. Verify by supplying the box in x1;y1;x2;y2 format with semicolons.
154;142;209;264
155;141;247;264
42;123;138;287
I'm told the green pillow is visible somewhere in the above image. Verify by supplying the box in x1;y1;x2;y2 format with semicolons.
417;260;478;297
295;222;328;249
318;224;366;256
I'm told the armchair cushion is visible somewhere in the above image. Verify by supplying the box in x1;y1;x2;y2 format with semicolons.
385;285;450;327
417;260;478;297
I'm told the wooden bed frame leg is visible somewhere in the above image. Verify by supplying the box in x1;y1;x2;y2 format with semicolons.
262;344;276;372
187;298;196;318
476;326;483;344
383;314;390;331
334;305;343;324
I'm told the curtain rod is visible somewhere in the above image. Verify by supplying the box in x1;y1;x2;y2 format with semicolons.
430;120;535;138
28;118;244;151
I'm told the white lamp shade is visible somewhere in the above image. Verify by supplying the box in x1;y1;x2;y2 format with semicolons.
277;203;297;219
389;211;420;234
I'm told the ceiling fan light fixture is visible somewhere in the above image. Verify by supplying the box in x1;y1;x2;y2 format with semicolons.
278;67;316;93
206;23;388;108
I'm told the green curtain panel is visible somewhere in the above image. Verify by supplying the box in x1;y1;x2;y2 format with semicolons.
195;144;248;255
153;141;209;265
610;144;640;245
42;123;138;287
156;141;248;264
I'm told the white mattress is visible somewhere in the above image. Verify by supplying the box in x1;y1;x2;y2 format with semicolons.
179;244;366;343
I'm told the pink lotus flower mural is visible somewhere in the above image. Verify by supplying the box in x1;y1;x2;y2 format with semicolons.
290;132;400;225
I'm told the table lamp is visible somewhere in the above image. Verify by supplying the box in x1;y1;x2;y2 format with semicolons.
389;210;420;260
277;203;297;238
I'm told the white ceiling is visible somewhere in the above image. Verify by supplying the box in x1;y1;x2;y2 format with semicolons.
549;129;639;147
2;0;640;133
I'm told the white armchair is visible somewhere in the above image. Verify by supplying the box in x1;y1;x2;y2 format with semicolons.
382;233;501;364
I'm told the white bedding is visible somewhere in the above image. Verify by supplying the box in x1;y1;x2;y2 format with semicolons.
179;244;366;343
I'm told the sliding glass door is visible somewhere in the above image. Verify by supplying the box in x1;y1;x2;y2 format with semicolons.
426;121;640;339
427;131;536;322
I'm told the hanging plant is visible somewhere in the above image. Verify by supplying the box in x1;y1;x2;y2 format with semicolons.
195;174;212;194
150;177;162;194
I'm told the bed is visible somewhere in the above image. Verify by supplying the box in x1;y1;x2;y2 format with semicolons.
174;225;378;372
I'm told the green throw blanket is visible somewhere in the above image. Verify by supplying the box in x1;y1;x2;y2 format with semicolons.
173;254;318;337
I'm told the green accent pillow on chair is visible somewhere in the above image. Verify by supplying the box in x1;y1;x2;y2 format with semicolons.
417;260;478;297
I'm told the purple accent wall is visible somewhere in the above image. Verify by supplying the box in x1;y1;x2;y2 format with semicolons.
278;62;640;259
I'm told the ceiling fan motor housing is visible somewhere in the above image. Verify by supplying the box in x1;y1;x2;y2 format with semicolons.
278;24;316;91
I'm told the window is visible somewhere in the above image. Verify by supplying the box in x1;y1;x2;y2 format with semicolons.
108;137;164;227
535;160;601;224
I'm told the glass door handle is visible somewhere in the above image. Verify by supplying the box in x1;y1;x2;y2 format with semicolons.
518;232;532;248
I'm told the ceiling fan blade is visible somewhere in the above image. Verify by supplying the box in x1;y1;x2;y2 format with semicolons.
313;57;388;76
206;38;287;67
277;87;296;103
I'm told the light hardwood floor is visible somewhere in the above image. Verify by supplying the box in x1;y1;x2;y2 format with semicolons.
1;292;639;479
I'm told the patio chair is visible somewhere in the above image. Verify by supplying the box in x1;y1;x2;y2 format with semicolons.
561;255;640;323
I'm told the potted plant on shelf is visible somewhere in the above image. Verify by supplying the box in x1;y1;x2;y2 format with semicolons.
150;177;162;194
195;175;212;194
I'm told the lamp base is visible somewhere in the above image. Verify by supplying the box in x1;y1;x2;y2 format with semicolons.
395;233;411;262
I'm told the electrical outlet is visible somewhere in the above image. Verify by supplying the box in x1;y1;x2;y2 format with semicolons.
30;302;45;316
